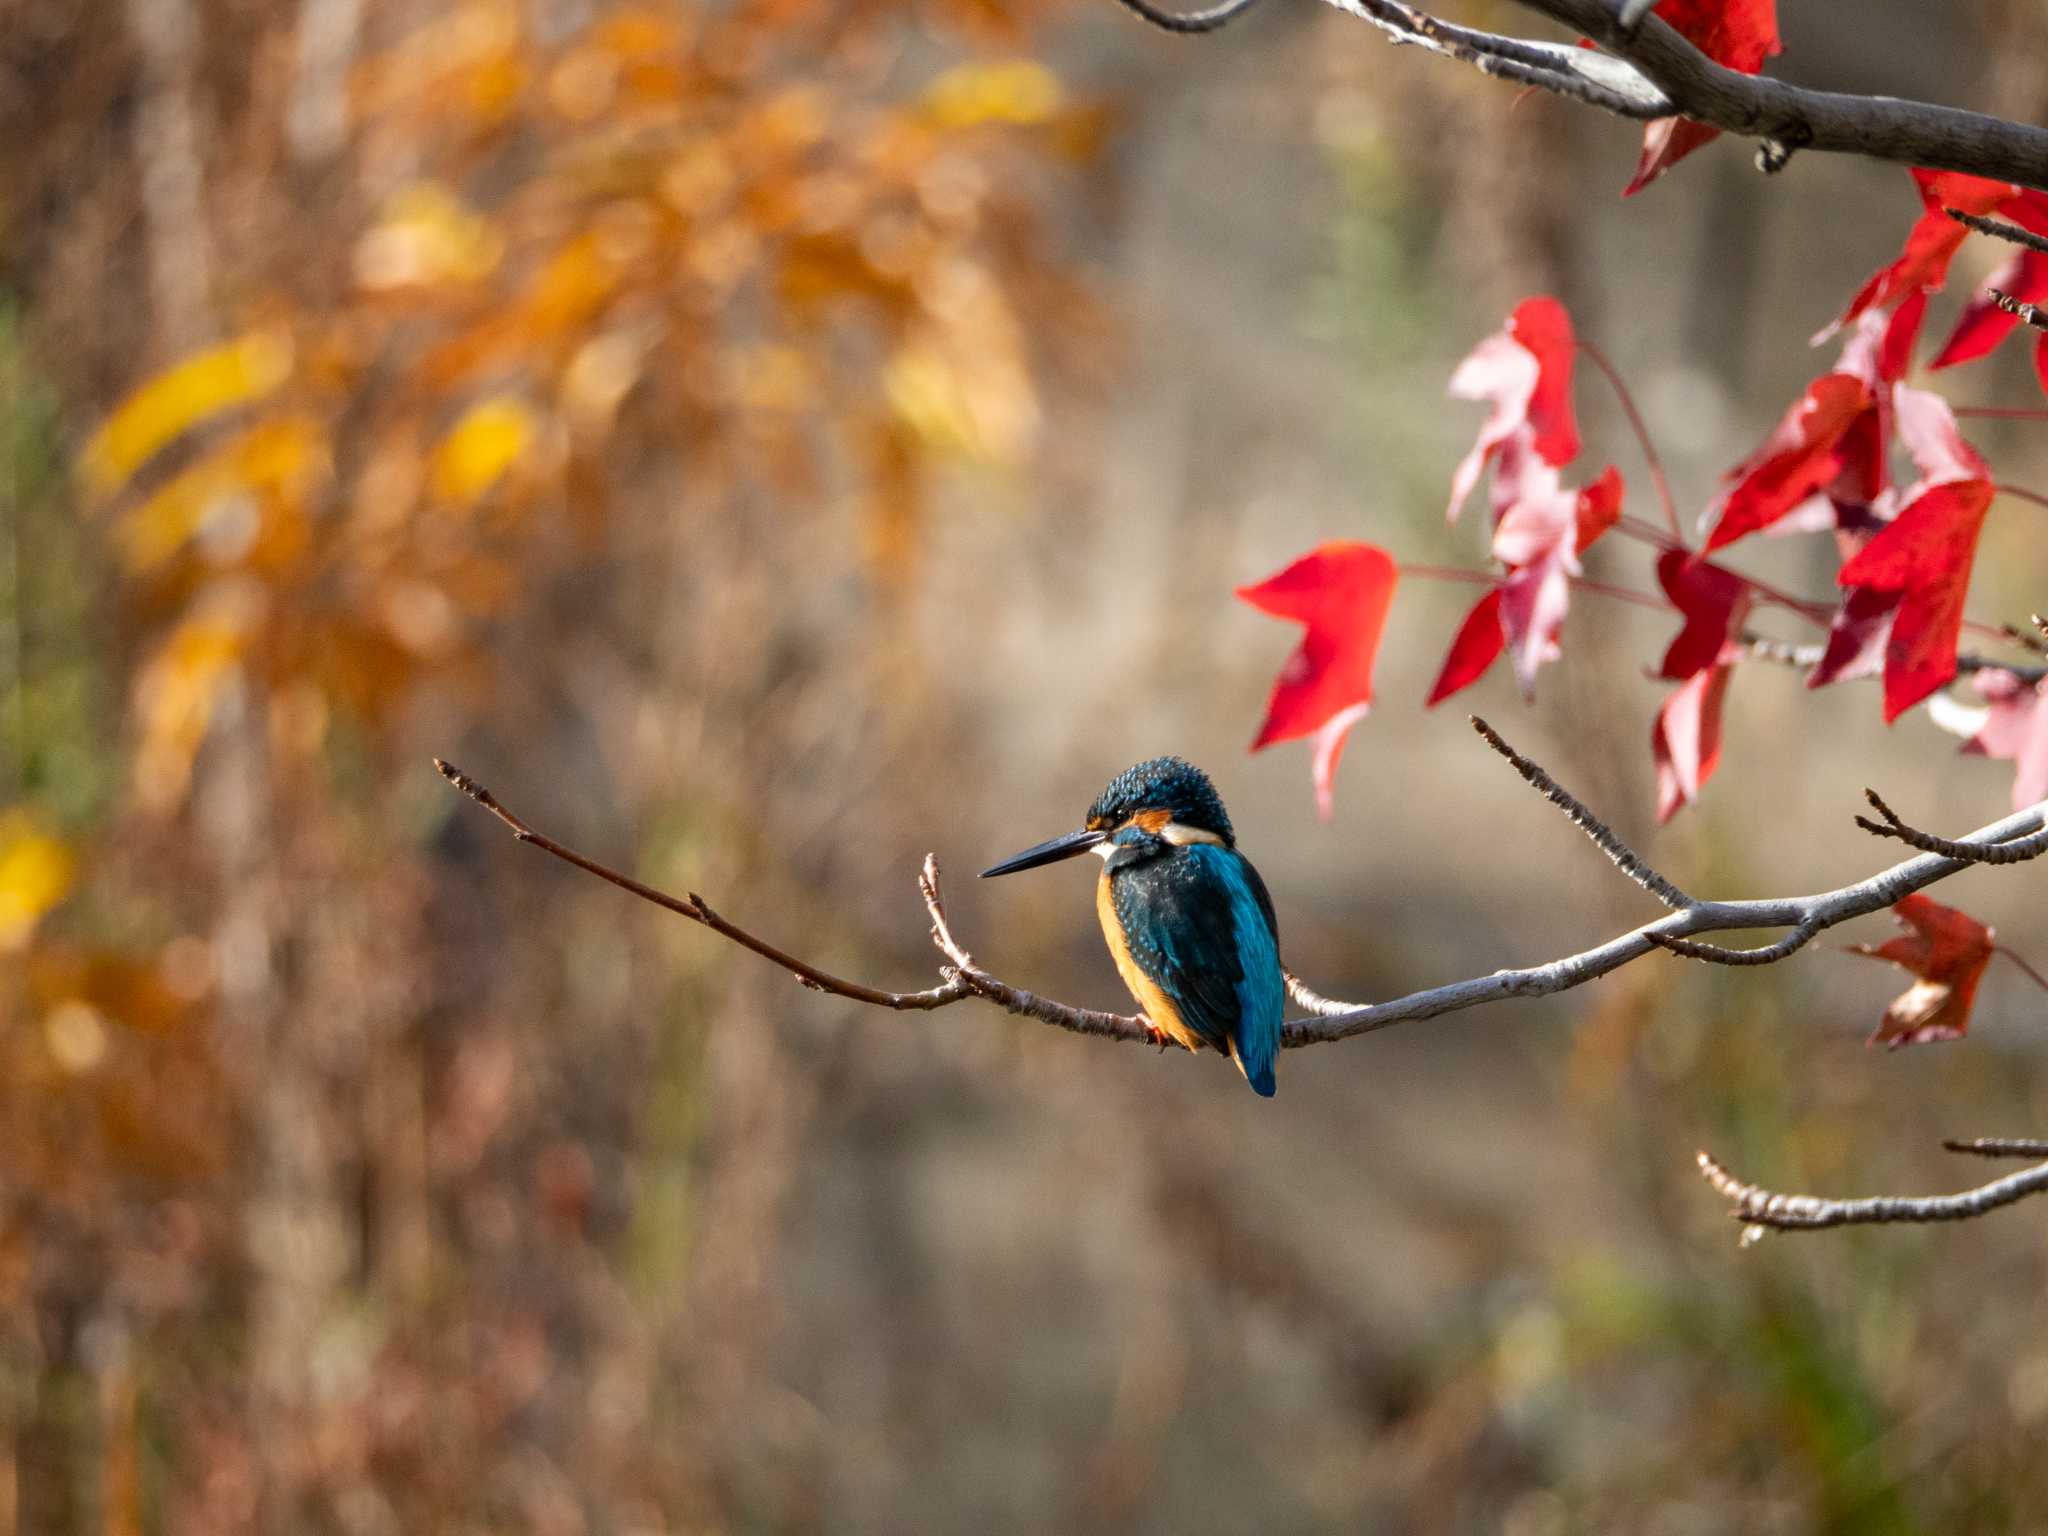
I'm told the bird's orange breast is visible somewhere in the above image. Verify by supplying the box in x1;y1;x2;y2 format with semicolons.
1097;869;1205;1053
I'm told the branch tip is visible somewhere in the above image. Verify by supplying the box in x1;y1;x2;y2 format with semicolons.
1470;717;1694;909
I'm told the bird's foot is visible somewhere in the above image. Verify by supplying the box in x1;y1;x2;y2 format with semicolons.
1142;1019;1171;1053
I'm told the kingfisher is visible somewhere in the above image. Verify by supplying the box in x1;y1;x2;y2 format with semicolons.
980;757;1286;1097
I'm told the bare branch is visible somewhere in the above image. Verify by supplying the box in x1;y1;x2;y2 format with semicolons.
1696;1149;2048;1233
1317;0;1672;119
1108;0;1264;35
1469;715;1695;909
1946;207;2048;258
438;754;2048;1060
1285;0;2048;192
1739;635;2048;686
1944;1137;2048;1160
1855;787;2048;866
433;759;972;1012
1510;0;2048;192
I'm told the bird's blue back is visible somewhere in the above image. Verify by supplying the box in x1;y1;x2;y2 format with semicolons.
1108;842;1284;1096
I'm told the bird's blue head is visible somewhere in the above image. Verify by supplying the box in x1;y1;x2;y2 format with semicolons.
980;756;1235;879
1084;757;1234;845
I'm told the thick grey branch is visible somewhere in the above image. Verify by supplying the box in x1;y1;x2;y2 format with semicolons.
1514;0;2048;192
1696;1149;2048;1233
1288;0;2048;192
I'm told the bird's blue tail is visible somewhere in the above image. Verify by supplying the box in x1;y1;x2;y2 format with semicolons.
1234;1042;1277;1098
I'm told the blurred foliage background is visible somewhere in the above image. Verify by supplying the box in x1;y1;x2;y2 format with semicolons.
5;0;2048;1530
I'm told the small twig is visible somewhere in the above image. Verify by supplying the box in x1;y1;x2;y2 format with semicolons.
1579;338;1682;544
1469;716;1695;909
1108;0;1264;33
1855;787;2048;866
1696;1148;2048;1232
434;760;973;1010
1943;1137;2048;1160
1991;290;2048;333
1945;207;2048;258
1740;635;2048;685
2002;622;2048;657
1644;921;1819;966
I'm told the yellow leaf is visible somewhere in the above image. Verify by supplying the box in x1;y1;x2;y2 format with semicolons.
115;416;327;572
432;397;536;501
921;61;1063;129
83;332;294;495
0;814;76;952
354;183;504;291
133;598;255;813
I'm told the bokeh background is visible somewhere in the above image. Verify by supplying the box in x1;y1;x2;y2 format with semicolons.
6;0;2048;1530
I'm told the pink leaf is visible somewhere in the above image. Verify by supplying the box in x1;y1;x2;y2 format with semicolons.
1652;662;1733;823
1962;668;2048;809
1446;297;1579;521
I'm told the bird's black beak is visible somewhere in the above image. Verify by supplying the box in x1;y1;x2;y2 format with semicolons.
980;827;1107;878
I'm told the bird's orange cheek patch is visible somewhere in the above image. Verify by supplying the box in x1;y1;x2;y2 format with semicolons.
1132;808;1172;834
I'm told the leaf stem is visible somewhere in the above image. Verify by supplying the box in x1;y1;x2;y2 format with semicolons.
1580;338;1683;545
1995;482;2048;512
1398;562;1495;585
1996;943;2048;995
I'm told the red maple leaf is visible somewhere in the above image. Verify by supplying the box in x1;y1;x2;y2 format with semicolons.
1833;391;1994;720
1825;173;2048;338
1646;550;1749;821
1623;0;1780;196
1238;542;1400;817
1702;300;1926;552
1701;373;1874;551
1849;892;1996;1049
1960;667;2048;809
1655;550;1750;680
1427;590;1505;708
1426;463;1623;706
1652;662;1733;823
1931;246;2048;398
1446;297;1580;522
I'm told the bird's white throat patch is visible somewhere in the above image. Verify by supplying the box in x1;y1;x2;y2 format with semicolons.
1161;821;1225;846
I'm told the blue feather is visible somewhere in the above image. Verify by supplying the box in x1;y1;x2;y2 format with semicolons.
1109;842;1284;1096
1197;846;1283;1097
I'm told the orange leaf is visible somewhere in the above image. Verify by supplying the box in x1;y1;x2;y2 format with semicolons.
1849;892;1996;1049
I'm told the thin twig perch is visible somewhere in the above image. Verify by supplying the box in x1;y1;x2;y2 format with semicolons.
437;722;2048;1053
